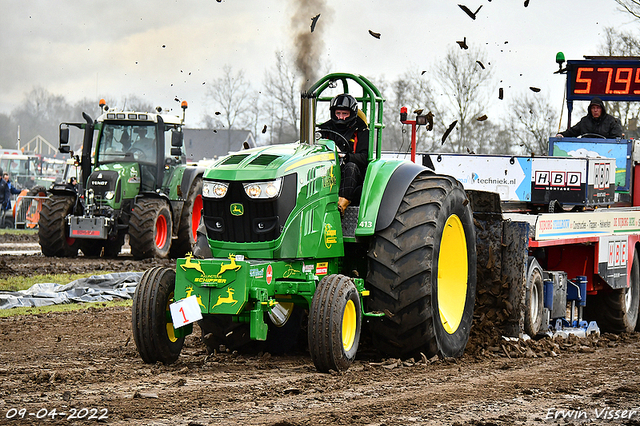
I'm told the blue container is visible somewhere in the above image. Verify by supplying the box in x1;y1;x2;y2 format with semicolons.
543;279;554;310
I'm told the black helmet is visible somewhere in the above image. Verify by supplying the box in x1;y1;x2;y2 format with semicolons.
330;94;358;127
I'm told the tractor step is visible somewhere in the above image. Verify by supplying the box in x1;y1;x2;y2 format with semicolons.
341;206;359;238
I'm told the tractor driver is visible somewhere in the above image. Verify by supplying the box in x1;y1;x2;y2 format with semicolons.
318;94;369;214
556;97;623;139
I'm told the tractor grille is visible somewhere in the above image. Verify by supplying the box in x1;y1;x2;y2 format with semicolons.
87;170;118;199
203;174;297;243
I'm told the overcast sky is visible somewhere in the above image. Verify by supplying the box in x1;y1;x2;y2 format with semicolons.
0;0;636;128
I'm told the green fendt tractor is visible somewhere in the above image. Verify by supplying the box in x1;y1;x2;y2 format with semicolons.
38;102;204;259
132;74;477;372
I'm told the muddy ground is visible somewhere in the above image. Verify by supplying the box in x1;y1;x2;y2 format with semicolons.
1;233;640;425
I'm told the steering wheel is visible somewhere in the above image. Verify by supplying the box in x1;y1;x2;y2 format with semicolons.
128;148;147;161
579;133;607;139
317;129;350;165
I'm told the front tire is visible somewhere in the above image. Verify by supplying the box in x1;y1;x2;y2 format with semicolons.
131;267;184;364
129;198;173;259
308;274;362;373
38;195;79;257
367;173;476;359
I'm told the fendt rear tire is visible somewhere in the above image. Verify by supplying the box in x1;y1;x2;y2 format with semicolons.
524;266;544;336
170;177;203;258
131;267;184;364
585;248;640;333
308;274;362;373
129;198;173;259
38;195;79;257
367;173;476;360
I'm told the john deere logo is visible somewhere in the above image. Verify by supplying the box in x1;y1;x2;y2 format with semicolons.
230;203;244;216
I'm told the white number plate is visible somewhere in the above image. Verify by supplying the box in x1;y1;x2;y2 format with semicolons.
169;295;203;328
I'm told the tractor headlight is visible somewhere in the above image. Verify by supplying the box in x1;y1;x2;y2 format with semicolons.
203;181;228;198
243;178;282;199
104;191;115;200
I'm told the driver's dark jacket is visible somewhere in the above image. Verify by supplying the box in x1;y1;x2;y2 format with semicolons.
559;98;623;138
318;116;369;172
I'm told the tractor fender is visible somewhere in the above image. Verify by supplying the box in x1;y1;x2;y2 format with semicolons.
180;166;205;198
356;160;427;236
169;166;204;232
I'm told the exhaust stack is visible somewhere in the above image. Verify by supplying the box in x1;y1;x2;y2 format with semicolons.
300;92;316;145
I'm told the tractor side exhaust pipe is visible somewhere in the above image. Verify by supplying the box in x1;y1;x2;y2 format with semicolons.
300;92;316;145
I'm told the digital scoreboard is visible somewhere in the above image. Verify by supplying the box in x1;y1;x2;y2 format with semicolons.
567;59;640;101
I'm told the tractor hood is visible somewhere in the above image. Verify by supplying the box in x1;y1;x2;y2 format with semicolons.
203;142;337;182
89;162;141;204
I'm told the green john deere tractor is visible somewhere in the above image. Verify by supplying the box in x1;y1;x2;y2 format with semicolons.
132;73;477;372
38;103;204;259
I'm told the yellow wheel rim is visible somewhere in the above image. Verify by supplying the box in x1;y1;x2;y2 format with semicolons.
166;292;178;343
437;214;468;334
342;299;357;351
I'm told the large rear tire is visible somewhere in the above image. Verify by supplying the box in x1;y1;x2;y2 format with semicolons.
367;173;476;359
585;249;640;333
308;274;362;373
38;195;79;257
131;267;184;364
129;198;173;259
170;177;203;258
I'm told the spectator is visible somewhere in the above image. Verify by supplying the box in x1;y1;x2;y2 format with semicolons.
0;172;21;228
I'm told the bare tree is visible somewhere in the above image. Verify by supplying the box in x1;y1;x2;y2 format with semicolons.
597;27;640;137
508;92;559;155
203;65;253;151
433;46;495;153
615;0;640;18
263;53;300;144
11;86;69;149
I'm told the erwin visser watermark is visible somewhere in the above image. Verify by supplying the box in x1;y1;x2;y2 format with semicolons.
545;407;639;421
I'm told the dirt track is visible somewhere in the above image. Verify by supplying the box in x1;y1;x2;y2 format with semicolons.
1;234;640;425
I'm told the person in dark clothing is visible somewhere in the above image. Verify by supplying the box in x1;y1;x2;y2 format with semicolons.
556;97;623;139
0;172;21;228
318;94;370;213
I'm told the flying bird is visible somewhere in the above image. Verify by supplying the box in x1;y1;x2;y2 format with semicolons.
456;37;468;50
262;125;268;134
310;14;320;32
215;111;221;115
498;88;504;100
421;70;427;75
368;30;381;39
458;4;483;20
524;0;530;6
477;114;488;121
442;120;458;144
476;60;485;69
529;86;541;93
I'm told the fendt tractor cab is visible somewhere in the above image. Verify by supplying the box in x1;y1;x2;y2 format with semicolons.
38;101;204;259
132;73;478;373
